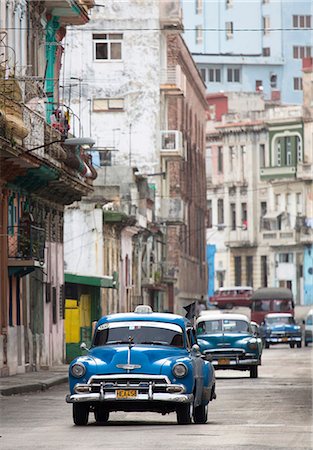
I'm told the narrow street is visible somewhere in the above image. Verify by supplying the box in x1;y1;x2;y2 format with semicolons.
1;346;312;450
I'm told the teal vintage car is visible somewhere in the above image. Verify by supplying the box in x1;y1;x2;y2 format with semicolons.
195;313;262;378
66;307;216;425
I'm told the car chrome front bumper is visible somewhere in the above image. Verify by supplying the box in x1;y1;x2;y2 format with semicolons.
66;391;193;404
211;358;259;367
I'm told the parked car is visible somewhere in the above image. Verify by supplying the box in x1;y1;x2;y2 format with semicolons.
195;313;262;378
250;287;294;324
208;286;253;309
303;309;313;347
66;307;216;425
260;313;302;348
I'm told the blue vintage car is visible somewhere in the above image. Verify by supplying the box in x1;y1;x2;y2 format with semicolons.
66;307;216;425
195;313;262;378
260;313;302;348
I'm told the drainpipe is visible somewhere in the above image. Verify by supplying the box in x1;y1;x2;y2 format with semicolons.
45;16;60;123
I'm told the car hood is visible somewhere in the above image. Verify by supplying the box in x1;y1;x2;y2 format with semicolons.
197;333;253;349
85;345;188;375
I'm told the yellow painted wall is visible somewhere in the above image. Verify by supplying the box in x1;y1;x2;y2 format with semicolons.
65;299;80;343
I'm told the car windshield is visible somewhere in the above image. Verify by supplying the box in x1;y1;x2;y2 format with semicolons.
93;321;184;348
196;319;249;334
265;316;295;325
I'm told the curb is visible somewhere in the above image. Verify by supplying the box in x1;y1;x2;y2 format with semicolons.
0;375;68;396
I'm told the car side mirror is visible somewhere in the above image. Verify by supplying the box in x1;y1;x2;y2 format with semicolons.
80;342;90;352
191;344;201;356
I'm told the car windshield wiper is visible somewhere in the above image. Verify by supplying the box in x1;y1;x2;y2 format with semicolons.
140;340;170;346
105;340;131;345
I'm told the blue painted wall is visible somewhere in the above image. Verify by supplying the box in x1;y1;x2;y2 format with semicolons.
304;246;313;305
181;0;312;104
207;244;216;301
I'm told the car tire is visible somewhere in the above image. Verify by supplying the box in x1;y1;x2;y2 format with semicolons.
290;343;295;348
176;404;192;425
73;403;89;426
225;303;233;310
305;341;308;347
250;365;258;378
94;407;109;424
265;342;270;349
296;342;302;348
193;404;208;424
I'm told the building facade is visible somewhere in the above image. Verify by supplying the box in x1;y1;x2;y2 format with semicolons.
0;0;95;376
62;0;208;316
182;0;313;104
206;71;313;305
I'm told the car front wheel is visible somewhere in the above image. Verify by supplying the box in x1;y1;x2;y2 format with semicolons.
193;404;208;424
296;342;302;348
176;404;192;425
250;365;258;378
290;343;295;348
94;407;109;424
73;403;89;426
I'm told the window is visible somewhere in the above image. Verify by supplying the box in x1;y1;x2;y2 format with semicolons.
230;203;236;230
293;15;311;28
217;199;224;226
278;253;293;263
261;256;268;287
246;256;253;287
275;138;281;166
196;25;203;44
263;16;270;34
256;80;263;92
195;0;203;14
263;47;271;57
218;146;223;173
200;68;206;82
294;77;303;91
93;98;124;112
270;73;277;88
207;200;212;228
241;203;247;229
234;256;242;286
296;136;302;162
227;68;240;82
229;146;235;171
286;137;292;166
226;21;234;39
259;143;265;167
93;33;123;60
209;68;221;82
293;46;312;59
99;150;112;166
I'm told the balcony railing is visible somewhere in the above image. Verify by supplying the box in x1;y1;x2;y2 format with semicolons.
260;166;296;179
160;130;184;157
8;225;45;261
297;163;313;180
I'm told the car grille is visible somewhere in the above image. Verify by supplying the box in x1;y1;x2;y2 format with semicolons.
204;348;246;359
270;332;297;337
87;374;171;394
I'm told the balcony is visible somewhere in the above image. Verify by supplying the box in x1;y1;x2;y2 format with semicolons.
224;229;255;248
8;225;45;275
44;1;93;25
159;198;185;224
260;166;296;180
297;162;313;180
261;229;298;246
160;130;184;158
159;0;183;31
160;65;186;96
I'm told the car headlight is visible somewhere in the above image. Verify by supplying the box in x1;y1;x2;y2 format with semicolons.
70;362;86;378
248;339;258;350
172;363;188;378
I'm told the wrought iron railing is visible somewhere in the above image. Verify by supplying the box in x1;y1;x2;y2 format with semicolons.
7;225;45;261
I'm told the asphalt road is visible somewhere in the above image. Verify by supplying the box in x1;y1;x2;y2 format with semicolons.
0;345;312;450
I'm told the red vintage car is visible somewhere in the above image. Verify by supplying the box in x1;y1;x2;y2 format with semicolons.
209;286;253;309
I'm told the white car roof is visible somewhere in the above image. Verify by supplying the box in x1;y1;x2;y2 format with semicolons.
265;313;293;318
196;313;249;324
215;286;253;292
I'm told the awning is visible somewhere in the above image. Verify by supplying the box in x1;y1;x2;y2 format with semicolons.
65;272;118;289
263;211;283;220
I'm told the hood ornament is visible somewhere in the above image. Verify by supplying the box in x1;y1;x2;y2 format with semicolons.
116;335;141;372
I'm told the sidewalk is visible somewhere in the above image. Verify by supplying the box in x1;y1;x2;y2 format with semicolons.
0;365;68;396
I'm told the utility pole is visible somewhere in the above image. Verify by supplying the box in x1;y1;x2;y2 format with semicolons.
129;123;132;167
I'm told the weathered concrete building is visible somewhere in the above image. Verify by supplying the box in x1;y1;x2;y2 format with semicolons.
62;0;208;315
0;0;95;376
206;64;313;305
